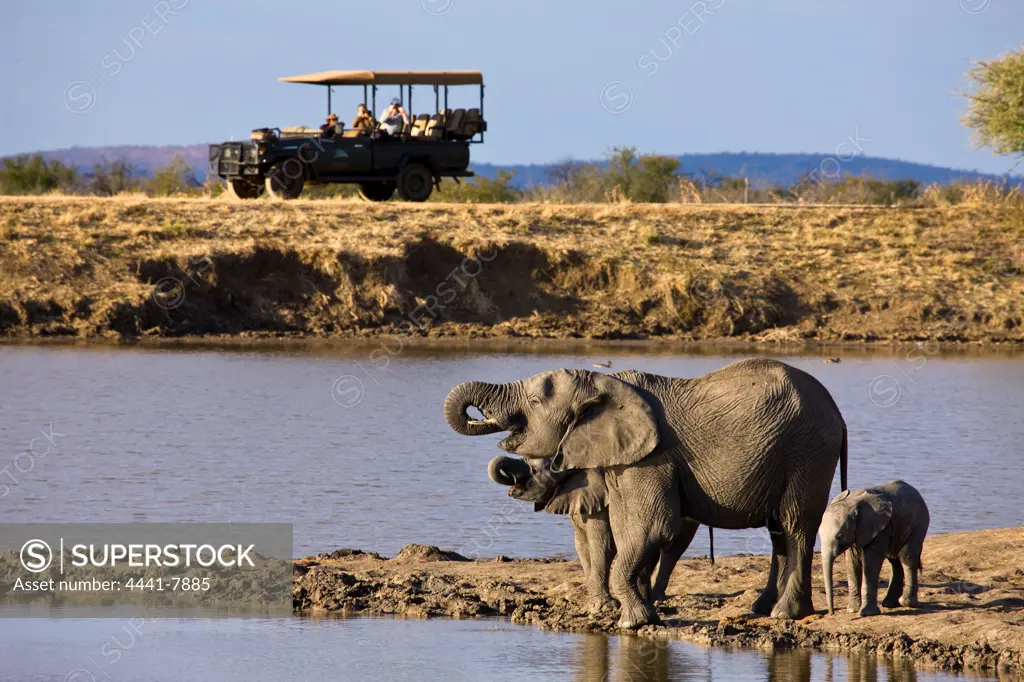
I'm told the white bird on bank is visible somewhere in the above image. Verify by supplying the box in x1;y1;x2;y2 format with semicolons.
592;360;613;368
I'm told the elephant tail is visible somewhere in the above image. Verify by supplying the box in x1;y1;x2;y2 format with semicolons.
708;527;714;565
840;422;848;492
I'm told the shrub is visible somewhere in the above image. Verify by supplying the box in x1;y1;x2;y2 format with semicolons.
0;155;78;194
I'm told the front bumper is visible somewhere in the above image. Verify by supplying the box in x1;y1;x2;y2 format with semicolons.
209;143;260;177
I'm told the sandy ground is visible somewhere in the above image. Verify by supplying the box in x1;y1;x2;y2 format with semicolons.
294;527;1024;675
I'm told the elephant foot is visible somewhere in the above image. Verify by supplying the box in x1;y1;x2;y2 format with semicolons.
617;600;659;630
770;594;814;620
846;602;861;615
650;588;667;603
898;595;918;608
881;595;902;608
588;596;618;615
750;590;777;615
858;604;881;617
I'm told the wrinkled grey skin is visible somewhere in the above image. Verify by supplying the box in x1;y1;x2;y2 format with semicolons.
488;455;710;614
446;358;847;627
818;480;930;616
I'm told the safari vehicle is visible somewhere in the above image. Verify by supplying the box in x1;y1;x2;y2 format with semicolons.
208;70;486;202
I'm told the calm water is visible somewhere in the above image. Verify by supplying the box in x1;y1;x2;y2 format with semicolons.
1;343;1021;681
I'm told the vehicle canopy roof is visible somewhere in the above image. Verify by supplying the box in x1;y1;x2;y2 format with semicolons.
279;70;484;86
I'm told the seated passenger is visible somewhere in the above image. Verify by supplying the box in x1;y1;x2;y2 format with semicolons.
351;104;374;133
320;113;340;138
378;98;409;137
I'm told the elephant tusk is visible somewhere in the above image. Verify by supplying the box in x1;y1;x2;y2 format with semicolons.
467;418;499;428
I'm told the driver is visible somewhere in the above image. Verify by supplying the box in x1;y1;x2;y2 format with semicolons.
320;113;340;138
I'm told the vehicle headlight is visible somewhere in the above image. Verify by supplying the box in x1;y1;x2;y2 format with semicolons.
243;146;258;162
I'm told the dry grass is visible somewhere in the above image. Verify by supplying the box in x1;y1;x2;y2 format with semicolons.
1;195;1022;342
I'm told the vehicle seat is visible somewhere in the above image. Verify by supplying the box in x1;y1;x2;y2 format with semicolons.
424;115;444;139
460;109;483;137
445;108;465;135
410;114;429;138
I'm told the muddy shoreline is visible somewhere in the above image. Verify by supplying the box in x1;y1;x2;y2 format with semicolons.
294;528;1024;675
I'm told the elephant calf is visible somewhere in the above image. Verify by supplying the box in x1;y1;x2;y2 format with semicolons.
488;455;710;614
818;480;930;616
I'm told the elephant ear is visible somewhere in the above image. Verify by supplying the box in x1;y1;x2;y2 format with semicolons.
558;373;659;470
544;469;607;516
855;493;893;547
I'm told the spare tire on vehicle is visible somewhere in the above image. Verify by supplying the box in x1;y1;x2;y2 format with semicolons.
396;163;433;202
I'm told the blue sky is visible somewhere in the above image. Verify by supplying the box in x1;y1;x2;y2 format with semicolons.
1;0;1021;173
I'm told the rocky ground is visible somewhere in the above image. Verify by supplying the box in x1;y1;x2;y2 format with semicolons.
293;527;1024;675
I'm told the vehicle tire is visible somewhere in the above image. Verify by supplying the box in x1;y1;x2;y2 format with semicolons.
358;181;396;202
226;178;264;199
265;161;305;199
396;163;434;202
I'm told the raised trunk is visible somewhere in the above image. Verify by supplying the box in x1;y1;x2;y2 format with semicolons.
443;381;510;436
488;455;531;486
823;546;836;615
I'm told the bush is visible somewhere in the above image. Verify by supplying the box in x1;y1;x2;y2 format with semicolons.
432;170;522;203
0;155;78;194
144;155;201;196
89;159;138;196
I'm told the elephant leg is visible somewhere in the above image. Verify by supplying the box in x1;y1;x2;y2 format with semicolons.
752;518;787;615
651;519;699;602
770;527;816;619
881;557;904;608
899;532;925;607
846;548;863;614
606;463;681;630
572;514;592;579
584;513;616;614
858;543;885;616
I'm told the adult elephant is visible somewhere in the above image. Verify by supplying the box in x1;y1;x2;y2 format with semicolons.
444;359;847;627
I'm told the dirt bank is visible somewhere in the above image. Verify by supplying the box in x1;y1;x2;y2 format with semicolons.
1;196;1022;343
294;527;1024;675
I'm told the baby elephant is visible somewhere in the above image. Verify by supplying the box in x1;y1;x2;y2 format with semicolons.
488;455;709;614
819;480;930;616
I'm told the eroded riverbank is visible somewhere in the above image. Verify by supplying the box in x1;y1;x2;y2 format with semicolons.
2;197;1022;343
294;527;1024;675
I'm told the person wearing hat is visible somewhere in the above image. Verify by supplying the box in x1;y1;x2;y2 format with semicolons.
378;98;409;137
320;113;341;138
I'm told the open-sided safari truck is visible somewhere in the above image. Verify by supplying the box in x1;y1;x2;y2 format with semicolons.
209;70;486;202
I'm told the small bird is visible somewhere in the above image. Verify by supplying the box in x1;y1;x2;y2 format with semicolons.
592;360;612;368
823;358;841;364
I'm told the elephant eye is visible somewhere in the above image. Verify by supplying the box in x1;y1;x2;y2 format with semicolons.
528;395;542;406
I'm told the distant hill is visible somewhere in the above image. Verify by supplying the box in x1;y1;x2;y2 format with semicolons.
15;145;1019;188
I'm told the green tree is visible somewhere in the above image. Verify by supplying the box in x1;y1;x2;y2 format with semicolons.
604;147;680;203
145;154;200;196
0;155;78;194
432;170;521;203
89;159;137;196
963;46;1024;162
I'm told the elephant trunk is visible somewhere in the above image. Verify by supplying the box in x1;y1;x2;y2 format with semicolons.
822;544;837;616
443;381;514;436
488;455;531;486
